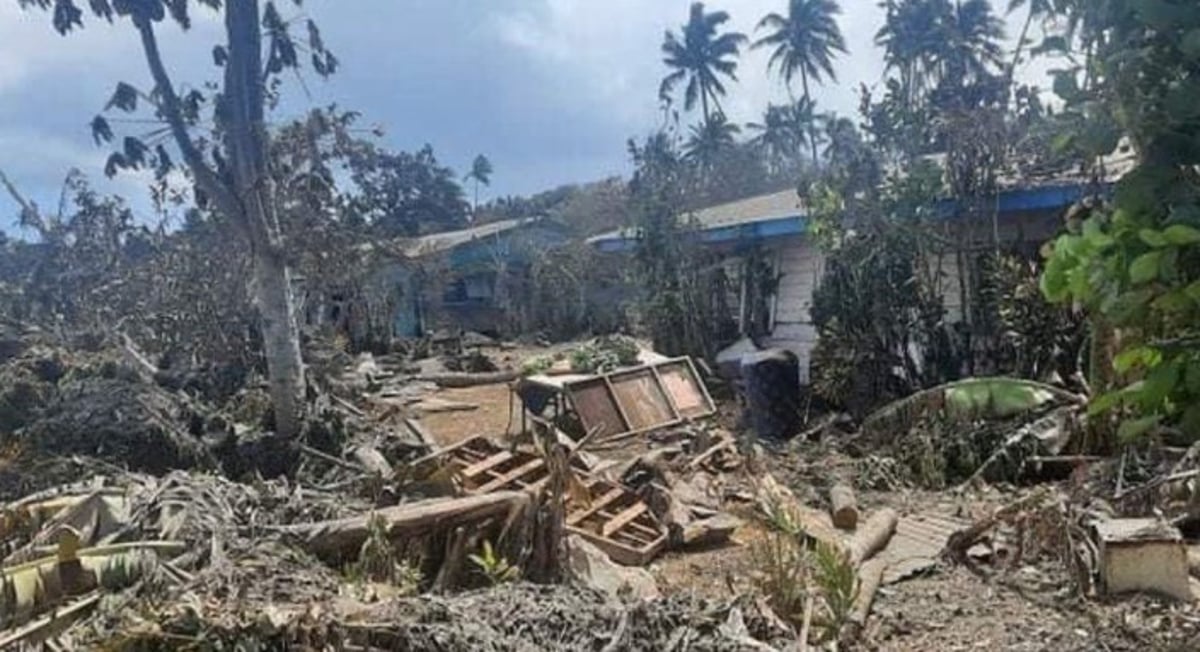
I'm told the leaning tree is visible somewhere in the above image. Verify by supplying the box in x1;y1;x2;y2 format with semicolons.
19;0;339;438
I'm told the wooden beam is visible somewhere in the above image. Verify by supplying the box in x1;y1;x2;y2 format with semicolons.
461;451;513;479
474;458;545;494
567;488;624;526
602;502;648;538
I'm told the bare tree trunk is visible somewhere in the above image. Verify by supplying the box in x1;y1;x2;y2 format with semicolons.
801;71;818;166
132;4;304;436
224;1;305;437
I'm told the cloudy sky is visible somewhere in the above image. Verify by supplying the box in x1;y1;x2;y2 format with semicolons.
0;0;1056;233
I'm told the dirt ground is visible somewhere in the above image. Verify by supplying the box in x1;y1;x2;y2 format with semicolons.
397;349;1200;652
417;382;521;446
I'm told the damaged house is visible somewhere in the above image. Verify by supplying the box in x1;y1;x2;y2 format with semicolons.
311;217;569;346
589;160;1127;383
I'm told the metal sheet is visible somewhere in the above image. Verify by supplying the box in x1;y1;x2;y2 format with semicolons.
879;511;1010;584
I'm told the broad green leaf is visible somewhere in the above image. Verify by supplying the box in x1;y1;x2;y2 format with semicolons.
1186;281;1200;302
1084;218;1115;248
1117;415;1161;442
1139;228;1169;248
1140;360;1182;409
1152;289;1192;314
1087;389;1125;416
1130;251;1164;284
1163;224;1200;245
1040;255;1071;302
1107;289;1154;323
1114;346;1161;373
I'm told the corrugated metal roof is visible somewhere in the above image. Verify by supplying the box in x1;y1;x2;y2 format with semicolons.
587;189;804;246
399;217;541;258
683;189;805;229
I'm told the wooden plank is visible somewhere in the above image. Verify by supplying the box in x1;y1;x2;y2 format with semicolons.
609;369;674;431
567;487;624;526
603;502;648;538
649;365;682;420
566;379;626;439
474;458;545;494
656;361;709;418
601;376;634;432
594;507;660;539
461;451;513;479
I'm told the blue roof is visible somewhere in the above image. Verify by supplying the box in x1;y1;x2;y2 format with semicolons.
591;182;1111;253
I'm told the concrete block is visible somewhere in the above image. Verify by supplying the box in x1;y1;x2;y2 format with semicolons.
1094;518;1192;602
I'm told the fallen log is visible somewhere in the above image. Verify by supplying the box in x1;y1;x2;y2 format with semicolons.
278;491;530;561
755;474;842;551
417;370;520;388
846;509;898;565
829;483;858;530
840;557;886;643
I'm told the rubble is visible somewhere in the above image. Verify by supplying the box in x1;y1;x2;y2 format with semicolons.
567;534;660;601
0;325;1194;651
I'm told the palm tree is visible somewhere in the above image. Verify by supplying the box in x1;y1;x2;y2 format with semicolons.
788;98;828;166
876;0;1003;106
753;0;846;163
659;3;747;126
685;113;740;172
942;0;1004;84
464;154;493;214
876;0;951;107
1006;0;1052;78
747;104;801;173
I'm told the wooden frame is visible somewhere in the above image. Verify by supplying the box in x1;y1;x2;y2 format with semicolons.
560;357;715;442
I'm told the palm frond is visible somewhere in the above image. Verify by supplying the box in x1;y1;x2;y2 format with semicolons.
861;377;1083;441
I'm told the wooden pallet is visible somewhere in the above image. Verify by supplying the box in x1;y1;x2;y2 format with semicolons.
416;436;551;494
565;478;666;566
416;436;667;566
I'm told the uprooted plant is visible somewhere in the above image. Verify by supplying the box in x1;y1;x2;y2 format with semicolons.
752;498;860;644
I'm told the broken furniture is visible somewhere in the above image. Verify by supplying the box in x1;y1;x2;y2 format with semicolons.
515;356;715;443
415;436;668;566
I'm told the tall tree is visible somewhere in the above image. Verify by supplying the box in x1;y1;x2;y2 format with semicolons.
753;0;847;163
465;154;493;215
659;2;747;126
684;113;740;174
20;0;338;439
876;0;951;106
941;0;1005;84
748;104;802;173
1005;0;1052;79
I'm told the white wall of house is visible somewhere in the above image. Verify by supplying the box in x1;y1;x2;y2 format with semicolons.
762;235;824;383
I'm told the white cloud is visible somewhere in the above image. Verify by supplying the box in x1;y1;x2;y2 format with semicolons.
490;0;1058;131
